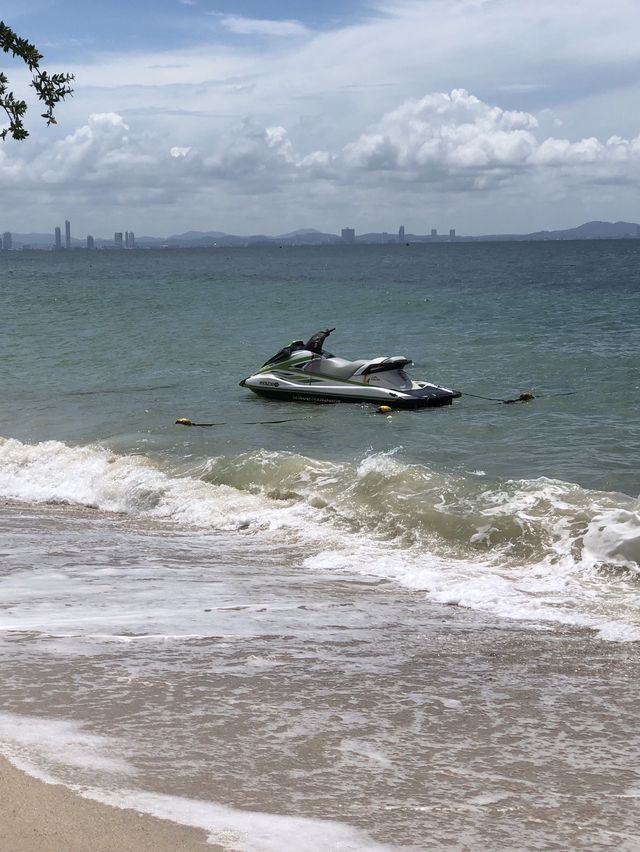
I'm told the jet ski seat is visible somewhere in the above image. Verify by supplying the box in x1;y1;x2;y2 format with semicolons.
305;357;368;379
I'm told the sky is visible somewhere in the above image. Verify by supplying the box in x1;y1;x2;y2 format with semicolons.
2;0;640;237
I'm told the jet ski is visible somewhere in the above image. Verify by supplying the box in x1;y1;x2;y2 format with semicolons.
239;328;461;409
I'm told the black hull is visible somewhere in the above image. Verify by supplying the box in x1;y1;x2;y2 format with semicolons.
242;385;458;409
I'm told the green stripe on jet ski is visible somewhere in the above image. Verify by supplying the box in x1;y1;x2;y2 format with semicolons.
257;356;309;373
271;369;378;387
276;373;360;386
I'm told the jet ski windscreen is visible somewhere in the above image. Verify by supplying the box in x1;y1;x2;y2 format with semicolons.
262;340;305;367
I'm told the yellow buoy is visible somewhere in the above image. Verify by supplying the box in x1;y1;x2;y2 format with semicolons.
377;405;393;414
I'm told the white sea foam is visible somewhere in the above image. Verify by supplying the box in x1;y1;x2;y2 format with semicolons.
302;467;640;641
0;711;135;780
583;509;640;569
0;711;393;852
1;436;639;641
0;437;281;530
302;540;640;641
88;787;396;852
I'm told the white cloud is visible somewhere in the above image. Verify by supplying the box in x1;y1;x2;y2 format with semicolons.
40;113;155;185
57;0;640;155
6;90;640;205
217;15;309;38
194;119;297;188
343;90;539;175
336;90;640;193
532;135;640;167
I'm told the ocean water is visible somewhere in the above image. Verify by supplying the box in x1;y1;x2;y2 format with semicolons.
0;243;639;850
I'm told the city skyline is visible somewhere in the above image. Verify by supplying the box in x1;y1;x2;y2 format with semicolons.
0;218;449;248
2;2;640;237
36;221;137;249
2;218;640;250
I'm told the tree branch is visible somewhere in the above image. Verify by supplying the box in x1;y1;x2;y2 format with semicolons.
0;21;74;140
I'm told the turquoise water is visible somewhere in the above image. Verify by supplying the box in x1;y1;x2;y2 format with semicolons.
1;242;638;491
1;242;639;850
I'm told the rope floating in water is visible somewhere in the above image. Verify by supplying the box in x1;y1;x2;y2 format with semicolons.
176;417;301;427
455;390;575;405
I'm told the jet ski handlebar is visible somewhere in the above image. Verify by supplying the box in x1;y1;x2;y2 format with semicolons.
304;327;336;354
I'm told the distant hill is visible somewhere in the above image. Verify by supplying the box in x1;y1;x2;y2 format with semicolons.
266;228;339;245
135;228;340;247
276;228;317;238
522;220;640;241
6;232;56;247
167;230;229;241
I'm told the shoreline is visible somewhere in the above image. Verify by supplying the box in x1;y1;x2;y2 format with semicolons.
0;755;217;852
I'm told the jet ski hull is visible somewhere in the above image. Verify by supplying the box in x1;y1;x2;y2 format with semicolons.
239;374;460;408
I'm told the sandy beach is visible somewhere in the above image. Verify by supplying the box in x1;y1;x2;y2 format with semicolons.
0;756;216;852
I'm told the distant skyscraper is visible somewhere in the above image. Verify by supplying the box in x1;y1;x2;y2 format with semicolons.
54;226;62;250
431;228;437;237
399;225;405;242
128;231;135;248
2;232;12;251
449;228;456;239
114;232;123;249
65;219;71;250
87;235;95;249
341;227;355;244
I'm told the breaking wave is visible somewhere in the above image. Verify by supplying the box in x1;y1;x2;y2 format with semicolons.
1;436;639;640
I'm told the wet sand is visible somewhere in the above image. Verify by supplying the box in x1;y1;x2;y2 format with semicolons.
4;609;640;851
2;500;640;850
0;756;216;852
